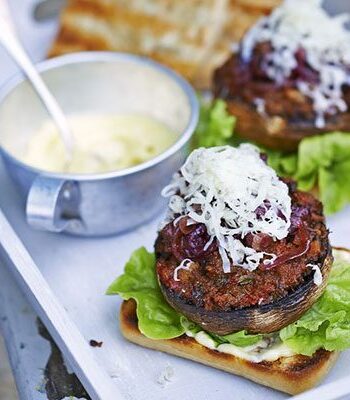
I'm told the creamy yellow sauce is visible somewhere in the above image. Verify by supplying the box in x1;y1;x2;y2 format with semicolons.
23;114;178;174
186;330;295;363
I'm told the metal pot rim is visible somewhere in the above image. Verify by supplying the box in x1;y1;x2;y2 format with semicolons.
0;51;199;181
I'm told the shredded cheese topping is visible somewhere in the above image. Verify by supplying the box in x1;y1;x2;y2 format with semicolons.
241;0;350;127
308;264;323;286
173;259;193;281
162;145;291;272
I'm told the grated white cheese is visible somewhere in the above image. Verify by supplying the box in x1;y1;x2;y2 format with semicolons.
241;0;350;127
253;98;266;116
173;259;193;281
162;145;292;272
308;263;323;286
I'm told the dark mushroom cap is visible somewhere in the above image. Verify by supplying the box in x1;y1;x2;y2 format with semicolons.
158;250;332;335
156;187;332;335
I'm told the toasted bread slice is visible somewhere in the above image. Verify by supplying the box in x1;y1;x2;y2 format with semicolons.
120;300;338;395
49;0;281;88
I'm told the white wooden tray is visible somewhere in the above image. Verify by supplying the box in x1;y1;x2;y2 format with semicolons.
0;1;350;399
2;152;350;400
1;155;350;400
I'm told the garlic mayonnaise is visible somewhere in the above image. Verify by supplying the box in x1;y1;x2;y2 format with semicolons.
23;114;178;174
186;330;295;363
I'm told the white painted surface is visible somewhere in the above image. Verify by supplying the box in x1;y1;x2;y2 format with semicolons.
0;209;122;400
0;1;349;400
0;264;50;400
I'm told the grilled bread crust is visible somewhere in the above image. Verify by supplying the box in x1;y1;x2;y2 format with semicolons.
49;0;281;88
120;299;338;395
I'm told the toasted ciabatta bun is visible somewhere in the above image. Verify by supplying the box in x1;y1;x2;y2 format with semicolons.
119;248;350;395
49;0;281;88
120;300;338;395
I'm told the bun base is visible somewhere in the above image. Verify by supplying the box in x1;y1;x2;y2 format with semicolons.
120;299;338;395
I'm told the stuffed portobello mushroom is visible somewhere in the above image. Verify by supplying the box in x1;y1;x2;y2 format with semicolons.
213;0;350;151
156;144;332;335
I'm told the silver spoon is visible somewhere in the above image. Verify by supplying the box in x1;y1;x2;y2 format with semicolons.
0;1;74;158
33;0;64;22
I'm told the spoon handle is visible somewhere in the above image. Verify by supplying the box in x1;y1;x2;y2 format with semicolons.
0;0;13;30
33;0;65;22
0;2;74;156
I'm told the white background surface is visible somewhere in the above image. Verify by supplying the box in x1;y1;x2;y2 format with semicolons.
0;1;350;399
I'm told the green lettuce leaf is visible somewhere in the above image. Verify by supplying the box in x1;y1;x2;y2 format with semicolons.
265;149;298;178
213;330;263;347
180;316;201;335
297;132;350;215
106;247;185;339
192;99;236;148
279;251;350;356
180;316;263;347
262;132;350;215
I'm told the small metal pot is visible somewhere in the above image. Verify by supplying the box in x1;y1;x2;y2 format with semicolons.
0;52;199;236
